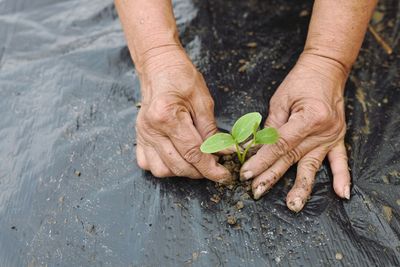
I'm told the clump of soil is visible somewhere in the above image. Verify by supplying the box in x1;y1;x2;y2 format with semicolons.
219;144;260;181
209;144;262;227
226;215;237;225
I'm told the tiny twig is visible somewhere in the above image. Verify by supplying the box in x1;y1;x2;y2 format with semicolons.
368;24;393;55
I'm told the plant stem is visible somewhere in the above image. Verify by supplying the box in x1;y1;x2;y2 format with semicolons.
242;139;255;163
235;142;243;164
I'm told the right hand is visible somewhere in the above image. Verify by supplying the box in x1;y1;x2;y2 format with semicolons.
135;48;232;184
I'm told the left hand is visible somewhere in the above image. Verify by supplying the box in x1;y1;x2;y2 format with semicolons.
240;53;351;212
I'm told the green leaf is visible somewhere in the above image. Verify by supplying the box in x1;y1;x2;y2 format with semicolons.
200;133;236;153
231;112;262;143
255;127;279;144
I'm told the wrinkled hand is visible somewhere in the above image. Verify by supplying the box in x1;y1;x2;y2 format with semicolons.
136;49;232;184
240;54;351;212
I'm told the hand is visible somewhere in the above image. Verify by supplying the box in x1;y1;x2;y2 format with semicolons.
135;48;232;184
240;53;351;212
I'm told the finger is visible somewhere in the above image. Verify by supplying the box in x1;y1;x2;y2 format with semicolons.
264;101;290;128
286;147;327;212
241;117;314;180
328;141;351;199
163;111;232;184
152;136;203;179
249;139;321;199
192;96;218;140
251;156;293;200
136;143;149;170
145;147;174;178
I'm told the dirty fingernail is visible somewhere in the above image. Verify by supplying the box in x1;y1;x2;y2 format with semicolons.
240;171;253;181
287;197;305;213
343;185;350;200
253;185;265;200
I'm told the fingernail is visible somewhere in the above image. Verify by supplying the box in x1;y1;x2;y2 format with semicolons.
343;185;350;200
288;197;305;213
240;171;253;181
253;185;265;200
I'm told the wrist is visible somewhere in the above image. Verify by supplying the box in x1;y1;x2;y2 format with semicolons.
139;48;192;79
138;48;199;100
300;46;352;78
131;30;184;74
297;53;348;89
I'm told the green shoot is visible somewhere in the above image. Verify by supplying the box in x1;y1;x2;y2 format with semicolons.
200;112;279;164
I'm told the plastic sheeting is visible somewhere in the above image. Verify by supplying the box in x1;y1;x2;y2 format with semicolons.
0;0;399;266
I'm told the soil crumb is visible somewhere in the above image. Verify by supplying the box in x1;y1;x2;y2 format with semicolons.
235;201;244;210
382;205;393;223
210;194;221;204
246;42;257;48
335;252;343;261
355;87;370;134
227;215;237;225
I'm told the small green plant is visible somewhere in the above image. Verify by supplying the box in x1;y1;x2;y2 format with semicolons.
200;112;279;164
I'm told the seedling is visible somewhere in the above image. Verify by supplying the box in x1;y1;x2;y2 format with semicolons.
200;112;279;164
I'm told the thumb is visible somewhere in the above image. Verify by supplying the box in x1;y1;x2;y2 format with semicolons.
192;97;219;140
264;99;290;128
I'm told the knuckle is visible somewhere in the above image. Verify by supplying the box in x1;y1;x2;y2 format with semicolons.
333;122;346;137
201;121;218;138
291;148;302;162
334;151;348;163
137;158;148;170
146;97;178;125
256;151;272;169
307;102;333;127
170;166;186;177
301;157;322;172
205;98;215;110
183;145;203;164
272;137;290;157
284;148;302;165
265;113;280;128
268;169;281;183
313;110;330;126
151;167;171;178
135;114;147;131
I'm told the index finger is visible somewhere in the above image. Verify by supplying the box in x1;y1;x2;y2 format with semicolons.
162;111;233;184
240;114;312;179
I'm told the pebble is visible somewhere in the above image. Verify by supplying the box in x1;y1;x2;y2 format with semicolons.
222;155;233;161
299;10;309;17
226;184;235;190
335;252;343;260
235;201;244;210
227;215;237;225
241;192;251;200
382;205;393;223
210;194;221;204
246;42;257;48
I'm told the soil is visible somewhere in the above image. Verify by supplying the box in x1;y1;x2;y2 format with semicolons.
212;145;262;226
219;144;260;181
